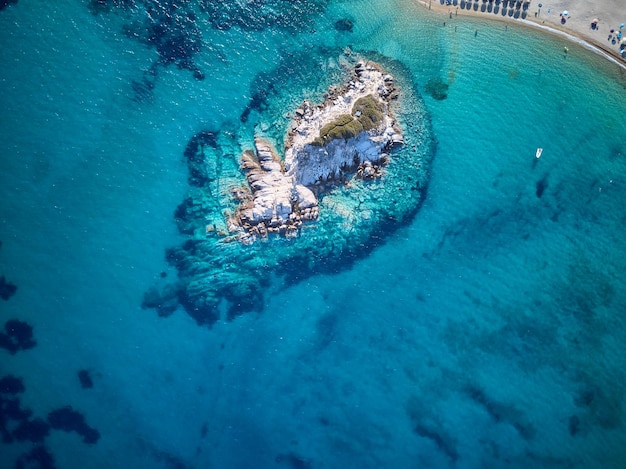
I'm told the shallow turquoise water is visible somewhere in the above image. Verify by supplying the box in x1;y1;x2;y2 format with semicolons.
1;0;626;467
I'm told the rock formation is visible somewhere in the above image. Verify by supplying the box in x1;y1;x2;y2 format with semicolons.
144;53;435;325
229;61;404;244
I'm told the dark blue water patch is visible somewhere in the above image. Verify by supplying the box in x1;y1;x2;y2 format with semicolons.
464;385;536;440
169;129;230;236
77;370;94;389
0;0;17;11
240;88;271;124
569;382;618;436
480;315;557;367
173;197;200;235
608;142;624;161
47;406;100;445
276;212;423;288
424;77;449;101
183;130;219;187
90;0;330;101
313;311;340;351
1;373;101;466
130;73;156;104
535;173;549;198
0;319;36;355
0;275;17;300
15;445;56;469
162;239;267;324
334;18;354;33
240;45;347;125
559;258;615;324
143;6;204;81
1;399;30;443
0;375;31;444
405;396;458;463
423;191;560;261
571;379;623;430
12;417;50;443
141;443;190;469
90;0;205;102
141;283;180;317
412;423;459;463
0;375;24;394
275;452;313;469
0;242;18;301
574;386;595;408
523;450;574;468
568;414;581;436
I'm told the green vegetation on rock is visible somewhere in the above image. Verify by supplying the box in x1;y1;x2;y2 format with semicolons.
314;114;363;145
312;94;385;146
351;94;384;130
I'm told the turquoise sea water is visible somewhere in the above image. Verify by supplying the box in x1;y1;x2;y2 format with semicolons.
1;0;626;467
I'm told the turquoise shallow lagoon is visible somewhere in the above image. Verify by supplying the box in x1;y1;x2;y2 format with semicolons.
1;0;626;467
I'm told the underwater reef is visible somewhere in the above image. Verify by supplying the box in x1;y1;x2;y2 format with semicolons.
88;0;331;101
1;372;100;468
0;276;17;301
144;53;435;325
0;319;36;355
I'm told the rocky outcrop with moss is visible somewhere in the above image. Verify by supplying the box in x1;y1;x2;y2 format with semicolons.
286;61;403;186
229;61;404;244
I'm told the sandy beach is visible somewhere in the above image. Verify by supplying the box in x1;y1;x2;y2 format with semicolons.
417;0;626;68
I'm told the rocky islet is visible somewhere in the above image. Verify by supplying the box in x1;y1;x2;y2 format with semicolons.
146;55;435;324
230;61;404;244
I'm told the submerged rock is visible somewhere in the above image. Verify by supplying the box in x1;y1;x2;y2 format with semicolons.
424;77;449;101
12;417;50;443
0;320;36;354
0;0;18;12
334;18;354;32
47;406;100;445
16;445;56;469
0;375;25;394
146;54;435;325
0;276;17;301
77;370;94;389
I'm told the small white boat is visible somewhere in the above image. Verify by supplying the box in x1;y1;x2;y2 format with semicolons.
536;148;543;159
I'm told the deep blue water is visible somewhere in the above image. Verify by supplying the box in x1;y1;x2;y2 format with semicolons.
1;0;626;468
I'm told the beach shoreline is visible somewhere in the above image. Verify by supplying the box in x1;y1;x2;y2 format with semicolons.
416;0;626;71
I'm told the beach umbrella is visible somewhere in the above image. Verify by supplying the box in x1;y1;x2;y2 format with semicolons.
538;3;542;7
592;18;598;23
621;38;626;45
620;23;625;28
562;11;568;17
